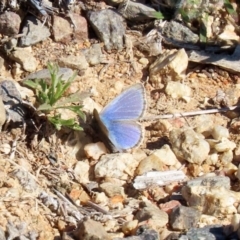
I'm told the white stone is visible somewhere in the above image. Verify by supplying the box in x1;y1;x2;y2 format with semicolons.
138;57;149;66
0;143;11;154
151;145;177;166
231;213;240;231
82;97;102;114
11;47;38;72
207;137;236;152
114;81;124;94
220;150;233;164
194;115;214;137
94;153;140;180
165;81;192;100
74;161;90;183
149;48;188;87
84;142;108;160
218;24;239;42
236;164;240;181
169;127;210;164
205;152;218;165
121;220;138;235
92;192;109;205
211;125;229;140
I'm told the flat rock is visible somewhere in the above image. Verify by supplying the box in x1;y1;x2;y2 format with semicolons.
19;15;51;47
59;53;89;71
118;1;158;21
188;44;240;74
169;205;201;230
25;67;74;81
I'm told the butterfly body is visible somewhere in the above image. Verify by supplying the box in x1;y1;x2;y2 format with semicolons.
93;83;146;152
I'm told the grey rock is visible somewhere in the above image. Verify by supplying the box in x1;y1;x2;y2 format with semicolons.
82;43;105;65
6;221;28;240
184;175;230;189
0;11;21;36
25;67;74;81
184;225;226;240
118;0;158;22
3;38;18;54
10;169;38;192
189;44;240;74
19;15;51;47
88;9;125;51
161;21;199;44
181;175;230;209
115;225;159;240
135;201;168;228
0;80;22;104
169;205;201;230
0;80;35;125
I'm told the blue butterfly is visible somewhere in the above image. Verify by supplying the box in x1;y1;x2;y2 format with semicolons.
93;83;146;152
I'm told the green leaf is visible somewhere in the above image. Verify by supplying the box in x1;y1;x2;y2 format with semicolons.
199;13;208;43
38;103;53;111
151;11;165;19
57;91;90;105
224;0;236;15
24;80;41;89
23;62;85;131
48;115;83;131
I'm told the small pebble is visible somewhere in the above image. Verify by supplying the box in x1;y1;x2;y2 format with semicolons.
138;57;149;65
84;142;108;160
211;125;229;140
121;220;138;235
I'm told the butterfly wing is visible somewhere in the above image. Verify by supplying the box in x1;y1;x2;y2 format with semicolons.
106;120;143;151
100;83;146;121
93;83;146;151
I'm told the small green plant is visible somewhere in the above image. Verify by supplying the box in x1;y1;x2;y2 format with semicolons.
24;63;85;130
